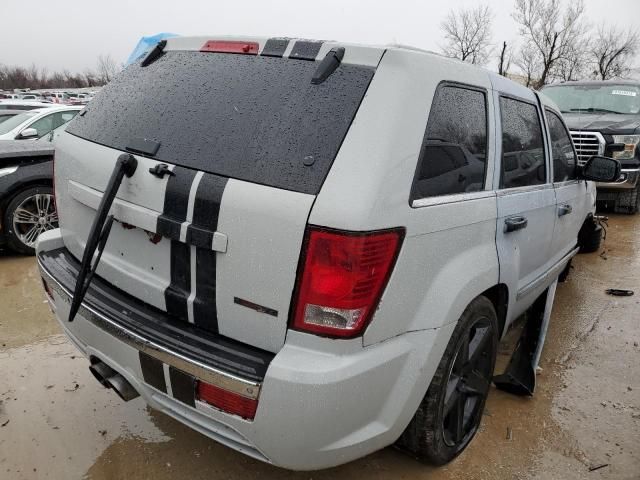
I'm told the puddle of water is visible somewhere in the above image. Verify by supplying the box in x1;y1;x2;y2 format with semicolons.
0;337;170;480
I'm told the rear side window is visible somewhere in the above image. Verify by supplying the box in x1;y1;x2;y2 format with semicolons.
500;97;546;188
546;109;577;182
411;85;488;200
66;51;375;195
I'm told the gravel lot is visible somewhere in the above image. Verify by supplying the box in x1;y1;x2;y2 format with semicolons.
1;214;639;479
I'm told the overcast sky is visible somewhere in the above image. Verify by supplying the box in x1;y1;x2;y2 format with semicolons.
1;0;638;73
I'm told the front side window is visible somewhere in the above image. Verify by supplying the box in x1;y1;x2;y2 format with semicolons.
0;111;37;135
411;85;488;200
500;97;546;188
546;109;577;182
27;113;55;138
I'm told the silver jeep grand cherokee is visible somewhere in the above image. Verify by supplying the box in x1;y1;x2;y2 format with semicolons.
36;36;619;470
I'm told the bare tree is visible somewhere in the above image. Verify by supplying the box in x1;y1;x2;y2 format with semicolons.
515;41;541;87
96;54;118;84
555;42;590;81
441;5;493;65
498;41;513;77
591;25;639;80
513;0;588;88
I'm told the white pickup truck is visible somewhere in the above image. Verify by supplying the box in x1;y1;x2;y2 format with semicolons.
36;36;620;470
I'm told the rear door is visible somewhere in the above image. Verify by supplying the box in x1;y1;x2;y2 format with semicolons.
55;41;378;353
495;93;557;322
544;108;584;261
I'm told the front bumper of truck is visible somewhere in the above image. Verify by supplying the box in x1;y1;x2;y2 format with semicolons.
597;168;640;190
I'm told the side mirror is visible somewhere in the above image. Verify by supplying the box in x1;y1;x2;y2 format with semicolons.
17;127;38;139
581;156;621;182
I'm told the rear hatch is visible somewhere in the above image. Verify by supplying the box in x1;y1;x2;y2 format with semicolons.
54;38;378;353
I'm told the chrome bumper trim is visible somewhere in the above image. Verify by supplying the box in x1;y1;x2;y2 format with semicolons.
597;169;640;190
38;257;261;400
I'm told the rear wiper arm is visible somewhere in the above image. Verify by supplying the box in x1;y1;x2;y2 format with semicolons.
68;153;138;322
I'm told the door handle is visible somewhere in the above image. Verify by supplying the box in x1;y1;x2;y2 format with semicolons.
504;216;528;233
558;204;572;217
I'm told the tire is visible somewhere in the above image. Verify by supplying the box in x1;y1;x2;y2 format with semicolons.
396;296;498;465
578;221;602;254
612;184;640;214
3;186;57;255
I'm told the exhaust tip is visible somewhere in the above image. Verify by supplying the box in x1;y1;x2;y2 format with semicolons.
105;373;140;402
88;358;140;402
89;361;116;387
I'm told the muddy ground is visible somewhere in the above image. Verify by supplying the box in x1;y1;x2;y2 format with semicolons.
1;214;639;480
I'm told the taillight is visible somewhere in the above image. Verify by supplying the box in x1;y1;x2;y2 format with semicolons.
200;40;259;55
196;381;258;420
292;227;404;338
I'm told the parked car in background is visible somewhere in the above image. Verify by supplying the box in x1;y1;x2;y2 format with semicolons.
0;121;71;254
64;92;91;105
0;100;56;111
36;36;620;470
19;93;44;101
541;80;640;213
0;110;24;124
45;92;66;103
0;140;55;254
0;106;81;141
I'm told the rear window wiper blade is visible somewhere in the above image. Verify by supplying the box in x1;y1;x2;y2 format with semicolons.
68;153;138;322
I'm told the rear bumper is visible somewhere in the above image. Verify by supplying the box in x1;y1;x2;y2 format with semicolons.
597;168;640;190
36;229;450;470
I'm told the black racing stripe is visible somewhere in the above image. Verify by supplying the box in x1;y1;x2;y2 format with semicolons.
289;40;322;60
165;240;190;322
139;351;167;393
189;174;228;231
160;166;197;322
156;216;182;240
261;37;289;57
184;174;227;247
193;248;218;331
169;366;196;407
159;166;197;220
157;166;197;239
186;225;214;249
187;173;228;332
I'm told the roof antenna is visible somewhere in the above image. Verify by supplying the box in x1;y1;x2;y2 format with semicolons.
141;40;167;67
311;47;345;85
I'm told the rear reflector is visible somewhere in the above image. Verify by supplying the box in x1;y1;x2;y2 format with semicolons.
196;381;258;420
200;40;259;55
292;227;404;338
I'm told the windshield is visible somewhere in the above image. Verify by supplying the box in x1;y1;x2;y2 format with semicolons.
0;111;37;135
542;84;640;115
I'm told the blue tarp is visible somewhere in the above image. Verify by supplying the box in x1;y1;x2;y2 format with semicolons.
125;33;180;66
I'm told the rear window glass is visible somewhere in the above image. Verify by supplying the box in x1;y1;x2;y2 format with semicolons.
66;51;375;195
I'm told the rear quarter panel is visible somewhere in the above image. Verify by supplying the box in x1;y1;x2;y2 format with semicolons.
308;49;500;345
